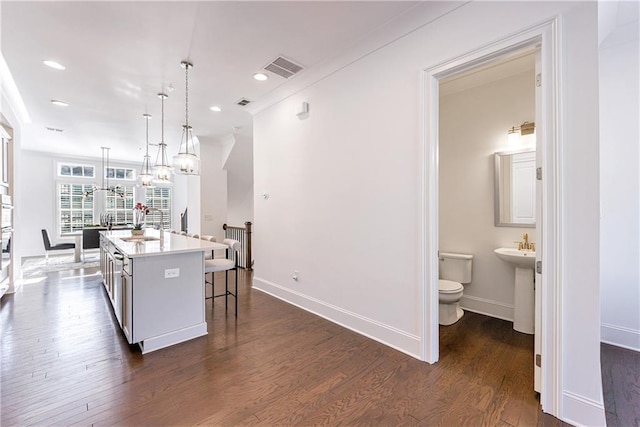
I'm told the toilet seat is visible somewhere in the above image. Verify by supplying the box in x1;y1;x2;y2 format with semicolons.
439;279;463;294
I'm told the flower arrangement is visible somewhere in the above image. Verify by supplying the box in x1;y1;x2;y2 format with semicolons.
133;202;149;230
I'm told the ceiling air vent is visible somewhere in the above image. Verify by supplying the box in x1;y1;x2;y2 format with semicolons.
264;56;304;79
236;98;251;106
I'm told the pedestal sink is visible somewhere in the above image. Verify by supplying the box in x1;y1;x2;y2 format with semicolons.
494;247;535;334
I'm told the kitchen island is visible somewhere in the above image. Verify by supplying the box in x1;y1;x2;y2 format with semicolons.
99;229;226;354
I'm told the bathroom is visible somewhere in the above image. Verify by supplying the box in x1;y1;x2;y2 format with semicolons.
437;50;537;333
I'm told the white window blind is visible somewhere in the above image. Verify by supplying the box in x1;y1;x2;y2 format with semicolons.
145;187;171;230
59;183;94;234
106;186;135;225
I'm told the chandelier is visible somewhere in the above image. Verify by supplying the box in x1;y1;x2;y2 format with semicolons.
138;113;155;187
172;60;200;175
154;92;173;183
83;147;125;198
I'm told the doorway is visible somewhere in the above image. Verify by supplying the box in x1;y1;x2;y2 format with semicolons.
437;46;539;383
421;20;561;416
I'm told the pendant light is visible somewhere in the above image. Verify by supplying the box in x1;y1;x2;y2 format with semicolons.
154;92;173;183
138;113;155;187
172;60;200;175
82;147;125;198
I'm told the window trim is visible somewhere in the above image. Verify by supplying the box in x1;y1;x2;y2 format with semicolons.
105;166;136;182
57;181;95;236
57;162;95;179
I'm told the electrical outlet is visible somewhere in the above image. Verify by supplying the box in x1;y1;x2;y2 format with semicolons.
164;268;180;279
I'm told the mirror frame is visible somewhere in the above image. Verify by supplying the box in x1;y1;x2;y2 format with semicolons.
494;148;536;228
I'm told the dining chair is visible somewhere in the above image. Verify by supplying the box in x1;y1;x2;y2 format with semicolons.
41;229;75;261
204;238;240;316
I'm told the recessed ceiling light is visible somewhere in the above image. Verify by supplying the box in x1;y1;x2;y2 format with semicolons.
209;106;222;112
253;73;268;81
51;100;69;107
43;60;66;70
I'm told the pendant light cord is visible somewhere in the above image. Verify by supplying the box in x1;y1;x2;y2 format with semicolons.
161;93;165;145
145;116;150;156
185;65;189;129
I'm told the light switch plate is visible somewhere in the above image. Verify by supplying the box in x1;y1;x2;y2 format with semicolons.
164;268;180;279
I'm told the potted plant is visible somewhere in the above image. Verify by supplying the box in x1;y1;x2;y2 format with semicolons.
132;202;149;236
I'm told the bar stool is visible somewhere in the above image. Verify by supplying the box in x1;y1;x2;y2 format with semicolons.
204;239;240;316
200;235;217;260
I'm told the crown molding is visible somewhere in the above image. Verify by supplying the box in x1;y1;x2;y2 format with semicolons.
1;53;31;125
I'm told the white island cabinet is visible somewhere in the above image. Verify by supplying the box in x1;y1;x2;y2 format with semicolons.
99;229;226;354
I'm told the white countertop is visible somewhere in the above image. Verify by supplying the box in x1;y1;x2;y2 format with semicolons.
101;229;227;258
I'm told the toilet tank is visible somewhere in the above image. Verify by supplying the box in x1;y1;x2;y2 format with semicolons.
439;252;473;284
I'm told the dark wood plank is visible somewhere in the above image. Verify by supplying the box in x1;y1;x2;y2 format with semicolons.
0;266;617;426
601;343;640;427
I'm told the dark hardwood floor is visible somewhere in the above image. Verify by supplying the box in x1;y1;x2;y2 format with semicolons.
1;266;576;426
601;343;640;427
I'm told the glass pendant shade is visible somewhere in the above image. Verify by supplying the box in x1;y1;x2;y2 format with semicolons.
173;125;200;175
173;60;200;176
153;92;173;184
138;113;155;187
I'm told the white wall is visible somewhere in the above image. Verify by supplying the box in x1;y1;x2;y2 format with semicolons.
199;138;227;240
599;2;640;351
252;2;604;425
440;70;535;321
225;133;254;227
19;149;146;258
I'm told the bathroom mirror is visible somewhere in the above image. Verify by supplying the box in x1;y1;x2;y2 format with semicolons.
494;149;536;227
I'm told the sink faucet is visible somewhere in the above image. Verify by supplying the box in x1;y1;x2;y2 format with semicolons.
515;232;535;251
146;207;164;247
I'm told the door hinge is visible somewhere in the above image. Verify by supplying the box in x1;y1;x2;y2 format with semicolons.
536;73;542;87
536;260;542;274
536;354;541;367
536;167;542;180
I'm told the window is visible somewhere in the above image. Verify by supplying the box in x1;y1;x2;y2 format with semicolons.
145;187;171;230
59;183;94;234
105;167;135;181
106;186;135;225
58;162;94;178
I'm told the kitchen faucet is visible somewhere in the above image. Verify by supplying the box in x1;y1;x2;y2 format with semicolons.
146;207;164;247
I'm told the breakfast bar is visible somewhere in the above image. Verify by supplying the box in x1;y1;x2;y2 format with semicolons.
99;229;226;354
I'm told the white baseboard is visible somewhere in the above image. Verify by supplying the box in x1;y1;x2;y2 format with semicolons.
601;323;640;352
460;294;514;322
253;276;422;359
562;390;606;427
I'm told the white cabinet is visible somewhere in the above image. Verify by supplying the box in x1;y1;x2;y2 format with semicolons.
99;231;210;353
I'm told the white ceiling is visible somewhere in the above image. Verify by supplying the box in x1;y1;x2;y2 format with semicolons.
440;50;536;97
1;1;420;162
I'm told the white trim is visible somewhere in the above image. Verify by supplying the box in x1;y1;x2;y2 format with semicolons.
601;323;640;352
253;277;422;359
0;53;31;125
562;391;606;427
421;17;562;419
57;161;96;179
460;295;515;322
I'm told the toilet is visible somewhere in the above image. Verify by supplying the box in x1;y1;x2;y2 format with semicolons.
438;252;473;326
